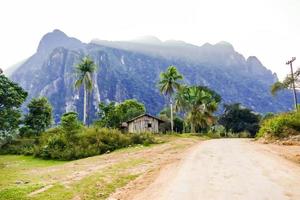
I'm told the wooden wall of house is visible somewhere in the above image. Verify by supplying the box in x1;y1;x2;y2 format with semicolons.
128;116;159;133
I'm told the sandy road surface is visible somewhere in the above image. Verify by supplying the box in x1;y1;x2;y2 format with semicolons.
134;139;300;200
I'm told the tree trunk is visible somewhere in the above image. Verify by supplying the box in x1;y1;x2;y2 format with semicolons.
191;123;195;133
83;84;87;125
170;101;174;133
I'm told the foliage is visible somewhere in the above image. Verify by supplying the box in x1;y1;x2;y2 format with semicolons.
209;125;226;137
218;103;261;137
34;127;156;160
262;112;275;121
96;99;145;128
0;138;36;155
21;97;53;137
0;75;27;146
158;65;183;97
75;56;97;124
206;131;221;138
271;68;299;95
158;65;183;132
257;110;300;138
114;99;146;122
173;117;184;133
175;85;221;133
60;112;83;137
158;107;184;133
238;131;250;138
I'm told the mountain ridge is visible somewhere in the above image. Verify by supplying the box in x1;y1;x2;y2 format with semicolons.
9;29;295;122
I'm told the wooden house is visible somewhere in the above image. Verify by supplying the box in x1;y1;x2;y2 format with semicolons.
123;114;164;133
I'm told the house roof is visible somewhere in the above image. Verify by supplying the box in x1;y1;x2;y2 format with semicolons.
126;113;165;123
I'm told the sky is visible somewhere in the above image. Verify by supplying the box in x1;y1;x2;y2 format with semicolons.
0;0;299;79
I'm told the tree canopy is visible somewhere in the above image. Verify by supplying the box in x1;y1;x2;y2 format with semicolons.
158;65;183;97
175;85;221;133
22;97;53;136
97;99;146;128
218;103;261;137
0;75;27;139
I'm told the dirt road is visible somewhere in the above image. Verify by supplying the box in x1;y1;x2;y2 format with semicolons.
133;139;300;200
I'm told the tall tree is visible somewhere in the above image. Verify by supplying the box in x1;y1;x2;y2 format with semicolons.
23;97;53;136
175;85;221;133
158;65;183;132
218;103;261;137
0;74;27;144
75;56;97;125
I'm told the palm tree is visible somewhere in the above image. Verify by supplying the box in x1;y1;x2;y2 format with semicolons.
271;68;299;95
75;56;97;125
271;68;299;110
175;86;220;133
158;66;183;132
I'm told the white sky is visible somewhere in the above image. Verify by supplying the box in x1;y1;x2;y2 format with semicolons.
0;0;299;79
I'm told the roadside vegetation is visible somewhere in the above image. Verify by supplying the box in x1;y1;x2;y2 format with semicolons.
257;110;300;139
258;66;300;141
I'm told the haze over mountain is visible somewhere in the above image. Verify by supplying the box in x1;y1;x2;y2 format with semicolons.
9;30;295;122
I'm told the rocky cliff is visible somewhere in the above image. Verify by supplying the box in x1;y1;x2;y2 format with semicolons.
10;30;295;122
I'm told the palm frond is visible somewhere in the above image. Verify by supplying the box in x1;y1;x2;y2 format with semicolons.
75;78;83;89
271;82;286;96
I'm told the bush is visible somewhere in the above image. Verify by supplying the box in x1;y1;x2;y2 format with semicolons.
227;132;239;138
206;131;221;138
238;131;250;138
257;111;300;138
209;125;226;137
0;138;36;155
34;127;156;160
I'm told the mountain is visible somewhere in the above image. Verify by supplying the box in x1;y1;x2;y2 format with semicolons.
10;30;296;123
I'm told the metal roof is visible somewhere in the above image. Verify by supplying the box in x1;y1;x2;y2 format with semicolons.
126;113;165;123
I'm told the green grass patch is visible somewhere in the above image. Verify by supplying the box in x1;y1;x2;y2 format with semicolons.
31;158;146;200
0;155;65;187
0;184;43;200
0;155;66;200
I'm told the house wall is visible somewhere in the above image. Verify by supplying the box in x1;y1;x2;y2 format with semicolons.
128;116;159;133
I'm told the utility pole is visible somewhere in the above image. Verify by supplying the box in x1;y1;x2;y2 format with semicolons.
286;57;298;111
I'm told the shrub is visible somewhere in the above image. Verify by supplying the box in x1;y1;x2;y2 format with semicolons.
34;127;156;160
257;111;300;138
227;132;239;138
209;125;226;137
206;131;221;138
238;131;250;138
0;138;36;155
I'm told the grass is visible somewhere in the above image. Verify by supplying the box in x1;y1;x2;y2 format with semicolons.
0;149;151;200
0;155;66;200
0;155;66;187
30;159;146;200
0;184;42;200
0;155;146;200
0;134;203;200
